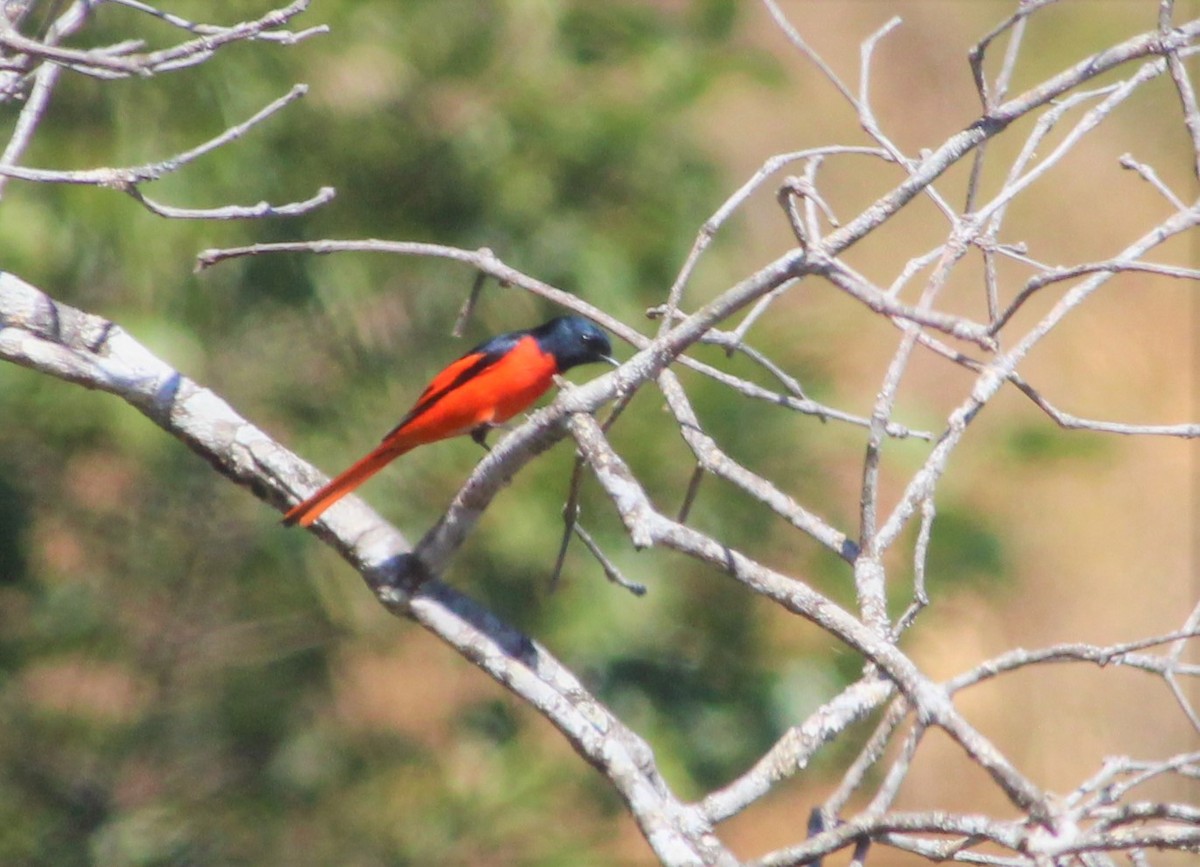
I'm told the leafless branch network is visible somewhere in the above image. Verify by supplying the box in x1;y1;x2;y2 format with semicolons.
0;0;329;215
1;1;1198;865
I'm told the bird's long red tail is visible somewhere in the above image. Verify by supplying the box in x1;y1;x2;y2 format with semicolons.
282;441;411;528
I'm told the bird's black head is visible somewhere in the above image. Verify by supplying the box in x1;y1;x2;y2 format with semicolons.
534;315;616;372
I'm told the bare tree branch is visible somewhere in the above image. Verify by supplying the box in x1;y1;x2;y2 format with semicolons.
0;83;333;218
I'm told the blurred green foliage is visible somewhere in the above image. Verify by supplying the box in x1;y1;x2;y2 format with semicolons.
921;507;1009;596
0;0;1024;862
0;1;804;863
1003;423;1111;463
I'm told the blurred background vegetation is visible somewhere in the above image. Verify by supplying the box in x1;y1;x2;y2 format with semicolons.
0;1;1194;865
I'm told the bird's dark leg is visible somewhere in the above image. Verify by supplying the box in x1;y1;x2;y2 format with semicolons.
470;425;492;451
471;419;520;451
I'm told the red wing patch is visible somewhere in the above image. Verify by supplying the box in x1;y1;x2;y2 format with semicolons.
383;350;497;441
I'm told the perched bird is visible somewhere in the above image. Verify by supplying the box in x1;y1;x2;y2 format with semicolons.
282;315;615;528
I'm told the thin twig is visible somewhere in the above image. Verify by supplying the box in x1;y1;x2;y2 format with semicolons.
452;264;490;337
1;83;310;185
893;496;935;638
1119;152;1188;210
